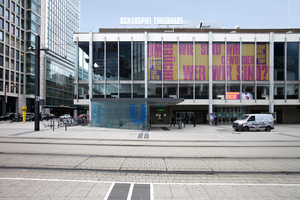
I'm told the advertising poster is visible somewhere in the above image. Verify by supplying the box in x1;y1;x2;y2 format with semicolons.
148;43;269;81
148;42;178;80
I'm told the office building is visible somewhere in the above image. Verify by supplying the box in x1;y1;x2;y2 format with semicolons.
0;0;80;118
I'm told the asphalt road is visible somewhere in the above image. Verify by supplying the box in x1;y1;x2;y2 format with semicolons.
0;120;299;199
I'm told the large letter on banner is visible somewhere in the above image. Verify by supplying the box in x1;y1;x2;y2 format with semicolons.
130;104;147;125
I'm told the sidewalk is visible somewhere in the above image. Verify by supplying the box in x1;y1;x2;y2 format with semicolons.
1;120;300;140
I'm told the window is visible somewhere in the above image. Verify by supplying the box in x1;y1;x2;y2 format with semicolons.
11;1;14;12
5;45;8;55
10;47;13;58
10;24;14;34
5;9;8;19
287;43;299;81
0;6;3;16
274;43;284;81
0;18;3;29
11;13;14;23
5;0;9;8
16;5;19;15
0;55;3;66
0;43;3;53
0;30;2;40
5;21;8;31
16;16;19;26
248;116;255;122
5;69;8;80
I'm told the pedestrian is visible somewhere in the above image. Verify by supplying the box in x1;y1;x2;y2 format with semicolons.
17;113;20;122
181;114;185;127
170;115;175;127
149;117;151;128
193;114;197;127
214;115;218;126
185;115;188;125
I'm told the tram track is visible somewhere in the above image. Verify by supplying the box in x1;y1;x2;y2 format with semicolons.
0;166;299;175
0;151;300;160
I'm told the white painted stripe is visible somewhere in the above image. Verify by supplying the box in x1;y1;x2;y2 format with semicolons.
127;183;134;200
150;183;154;200
0;177;299;187
103;182;115;200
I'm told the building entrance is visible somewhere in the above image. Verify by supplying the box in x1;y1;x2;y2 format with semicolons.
176;112;194;124
214;106;246;124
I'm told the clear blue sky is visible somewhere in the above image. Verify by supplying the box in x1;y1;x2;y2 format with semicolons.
80;0;300;32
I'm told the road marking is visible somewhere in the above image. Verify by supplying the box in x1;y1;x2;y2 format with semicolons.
104;182;115;200
127;183;134;200
150;183;154;200
0;177;299;187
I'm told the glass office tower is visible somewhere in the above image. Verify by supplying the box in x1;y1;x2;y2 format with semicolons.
0;0;80;118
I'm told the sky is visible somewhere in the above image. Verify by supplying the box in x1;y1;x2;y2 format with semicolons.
79;0;300;32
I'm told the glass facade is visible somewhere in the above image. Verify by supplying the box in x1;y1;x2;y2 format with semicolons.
77;40;290;101
75;31;300;128
91;100;147;130
45;59;74;107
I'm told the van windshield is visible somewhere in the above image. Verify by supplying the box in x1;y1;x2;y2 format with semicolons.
237;115;249;120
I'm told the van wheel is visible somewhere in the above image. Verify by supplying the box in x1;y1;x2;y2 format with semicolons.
265;126;271;132
243;126;249;131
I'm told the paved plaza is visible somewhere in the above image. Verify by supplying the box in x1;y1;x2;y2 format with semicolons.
0;120;299;199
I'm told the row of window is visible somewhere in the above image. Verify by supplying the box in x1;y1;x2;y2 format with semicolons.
77;83;299;100
0;81;24;94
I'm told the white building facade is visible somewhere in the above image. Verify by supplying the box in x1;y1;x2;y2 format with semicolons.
74;28;300;129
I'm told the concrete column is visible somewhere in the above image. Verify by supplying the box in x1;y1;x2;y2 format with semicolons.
75;37;79;101
208;32;213;125
89;32;93;122
269;32;274;113
144;31;148;98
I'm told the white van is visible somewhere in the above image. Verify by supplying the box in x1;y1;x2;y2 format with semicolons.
232;114;274;132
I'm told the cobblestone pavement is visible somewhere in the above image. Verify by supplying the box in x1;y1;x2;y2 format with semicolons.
0;120;299;199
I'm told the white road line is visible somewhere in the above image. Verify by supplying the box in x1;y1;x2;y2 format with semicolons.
103;182;115;200
127;183;134;200
0;177;299;187
150;183;154;200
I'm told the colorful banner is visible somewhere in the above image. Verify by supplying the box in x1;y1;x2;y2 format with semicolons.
226;92;240;100
148;43;269;81
148;42;178;80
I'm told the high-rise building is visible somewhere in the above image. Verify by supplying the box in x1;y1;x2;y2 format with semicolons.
0;0;80;118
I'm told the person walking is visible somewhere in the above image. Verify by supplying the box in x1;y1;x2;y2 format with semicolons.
214;115;218;126
193;114;197;127
181;114;185;127
170;116;175;127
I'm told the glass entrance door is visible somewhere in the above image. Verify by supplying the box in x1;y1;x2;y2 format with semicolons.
214;106;246;124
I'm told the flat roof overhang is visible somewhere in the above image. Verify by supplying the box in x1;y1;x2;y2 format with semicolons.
90;98;184;106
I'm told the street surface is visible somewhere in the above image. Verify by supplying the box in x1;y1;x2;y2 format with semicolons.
0;120;299;199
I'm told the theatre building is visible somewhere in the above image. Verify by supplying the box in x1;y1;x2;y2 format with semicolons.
73;28;300;130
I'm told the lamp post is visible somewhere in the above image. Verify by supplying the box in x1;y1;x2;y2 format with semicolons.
27;35;48;131
34;35;40;131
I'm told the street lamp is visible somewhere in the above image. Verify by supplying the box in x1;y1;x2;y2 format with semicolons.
27;35;48;131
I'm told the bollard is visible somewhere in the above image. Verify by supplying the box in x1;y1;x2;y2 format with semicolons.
65;123;67;131
53;120;54;131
